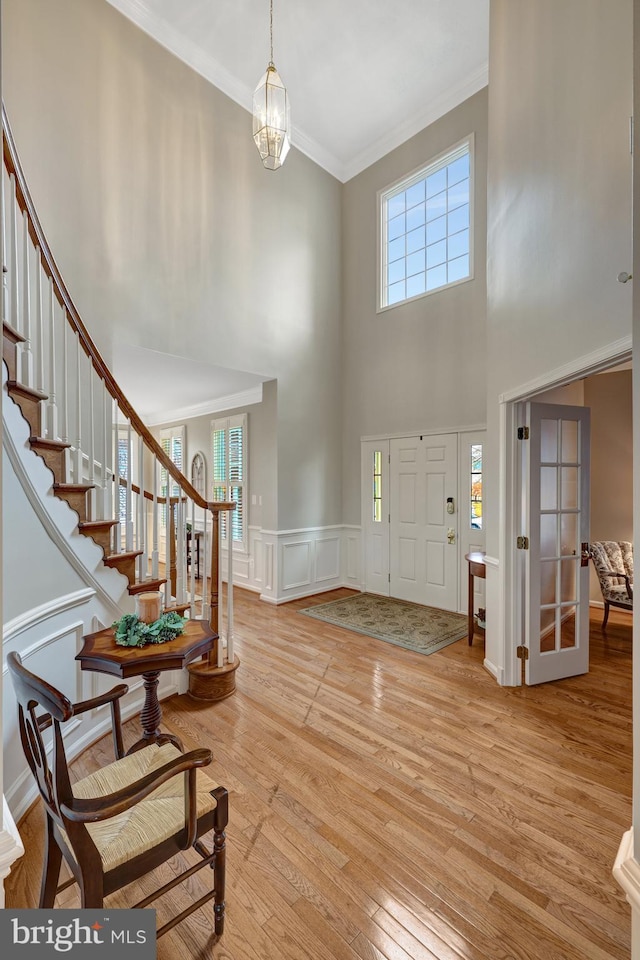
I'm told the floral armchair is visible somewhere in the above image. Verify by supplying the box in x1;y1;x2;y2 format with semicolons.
590;540;633;629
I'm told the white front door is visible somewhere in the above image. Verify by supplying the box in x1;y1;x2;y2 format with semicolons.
390;434;458;610
524;402;591;684
361;440;390;595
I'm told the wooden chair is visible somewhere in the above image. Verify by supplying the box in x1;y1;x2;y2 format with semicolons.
589;540;633;629
7;651;228;938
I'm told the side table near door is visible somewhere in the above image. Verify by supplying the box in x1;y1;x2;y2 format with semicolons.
465;551;486;645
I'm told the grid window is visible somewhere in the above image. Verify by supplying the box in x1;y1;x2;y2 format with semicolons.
380;138;472;309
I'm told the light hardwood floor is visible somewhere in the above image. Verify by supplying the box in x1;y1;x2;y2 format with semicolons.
6;589;632;960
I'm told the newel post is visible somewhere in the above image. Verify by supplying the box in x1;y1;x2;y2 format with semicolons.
187;503;240;701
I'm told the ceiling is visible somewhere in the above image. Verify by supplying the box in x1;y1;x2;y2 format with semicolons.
106;0;490;183
104;0;489;420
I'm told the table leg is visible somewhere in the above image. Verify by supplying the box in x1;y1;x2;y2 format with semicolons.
126;670;183;754
468;569;475;646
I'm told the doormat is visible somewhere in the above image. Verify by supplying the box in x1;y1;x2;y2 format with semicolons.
299;593;467;656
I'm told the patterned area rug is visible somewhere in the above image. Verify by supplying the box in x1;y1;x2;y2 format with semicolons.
299;593;467;656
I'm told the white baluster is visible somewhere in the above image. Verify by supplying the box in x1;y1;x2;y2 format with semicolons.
2;169;7;325
102;382;111;521
35;250;45;393
125;420;133;553
21;210;33;386
227;518;234;663
61;311;69;444
88;364;96;519
202;506;210;622
9;175;19;337
189;497;196;619
138;434;147;582
113;402;121;554
175;490;185;606
151;457;159;580
46;278;58;440
74;331;83;482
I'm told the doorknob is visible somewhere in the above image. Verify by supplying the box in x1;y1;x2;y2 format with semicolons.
447;528;456;544
617;271;633;283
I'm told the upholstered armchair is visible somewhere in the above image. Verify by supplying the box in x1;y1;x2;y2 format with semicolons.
590;540;633;629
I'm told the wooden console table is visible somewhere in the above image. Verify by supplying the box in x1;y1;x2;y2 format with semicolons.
465;551;486;646
76;619;216;753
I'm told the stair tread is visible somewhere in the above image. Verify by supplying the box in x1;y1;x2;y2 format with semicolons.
7;380;48;401
78;519;118;530
30;436;71;451
128;579;167;595
53;483;95;492
3;321;26;344
104;550;143;562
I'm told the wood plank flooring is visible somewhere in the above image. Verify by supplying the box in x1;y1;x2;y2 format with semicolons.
6;589;632;959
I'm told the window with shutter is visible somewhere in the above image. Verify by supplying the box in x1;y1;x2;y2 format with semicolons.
211;414;247;550
159;426;186;525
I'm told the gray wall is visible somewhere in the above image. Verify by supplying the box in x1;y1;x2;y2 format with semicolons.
152;379;278;533
2;0;342;533
485;0;632;671
341;89;488;524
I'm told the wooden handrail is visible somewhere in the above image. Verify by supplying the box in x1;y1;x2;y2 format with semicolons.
2;103;232;516
116;476;233;512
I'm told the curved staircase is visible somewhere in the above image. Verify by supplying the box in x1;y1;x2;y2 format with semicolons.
2;104;238;701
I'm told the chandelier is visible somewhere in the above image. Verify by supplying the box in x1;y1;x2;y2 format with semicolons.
252;0;290;170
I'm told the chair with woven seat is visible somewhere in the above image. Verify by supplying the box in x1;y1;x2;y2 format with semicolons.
7;651;228;938
590;540;633;629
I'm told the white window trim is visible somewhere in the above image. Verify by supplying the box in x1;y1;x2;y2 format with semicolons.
377;133;475;313
211;413;248;553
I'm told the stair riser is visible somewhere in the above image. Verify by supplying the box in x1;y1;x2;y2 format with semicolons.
30;445;66;484
104;555;137;584
55;489;90;522
3;339;18;381
8;391;43;436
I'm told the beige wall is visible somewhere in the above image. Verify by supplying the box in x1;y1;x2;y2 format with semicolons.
2;0;341;533
585;370;633;600
342;89;488;523
485;0;632;676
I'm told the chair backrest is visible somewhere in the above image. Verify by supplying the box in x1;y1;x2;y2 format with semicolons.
6;652;75;824
590;541;633;586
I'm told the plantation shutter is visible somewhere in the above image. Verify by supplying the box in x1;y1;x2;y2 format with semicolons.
159;426;185;525
211;414;247;549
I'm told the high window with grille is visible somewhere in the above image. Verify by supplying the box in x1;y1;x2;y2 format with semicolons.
379;137;473;309
212;414;247;551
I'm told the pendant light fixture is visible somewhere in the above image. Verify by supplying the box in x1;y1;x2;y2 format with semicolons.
252;0;290;170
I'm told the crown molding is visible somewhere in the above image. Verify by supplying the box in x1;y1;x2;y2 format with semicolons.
342;64;489;182
145;384;264;426
106;1;487;183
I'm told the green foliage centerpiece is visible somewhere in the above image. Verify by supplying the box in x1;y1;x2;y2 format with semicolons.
113;611;188;648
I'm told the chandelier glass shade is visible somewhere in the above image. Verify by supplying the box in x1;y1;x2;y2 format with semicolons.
252;1;290;170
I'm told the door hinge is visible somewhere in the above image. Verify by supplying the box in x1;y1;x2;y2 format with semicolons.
517;426;529;440
516;644;529;661
516;535;529;550
388;573;391;583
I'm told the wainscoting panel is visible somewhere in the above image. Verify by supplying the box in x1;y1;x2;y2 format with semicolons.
282;541;313;591
315;536;341;583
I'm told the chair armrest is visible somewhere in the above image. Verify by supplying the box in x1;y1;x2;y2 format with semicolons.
72;683;129;760
60;748;213;824
602;570;633;600
71;684;129;716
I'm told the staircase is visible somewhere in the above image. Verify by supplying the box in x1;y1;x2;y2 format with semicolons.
2;104;238;701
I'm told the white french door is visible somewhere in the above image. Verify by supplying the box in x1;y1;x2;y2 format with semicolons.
524;402;591;684
390;434;458;610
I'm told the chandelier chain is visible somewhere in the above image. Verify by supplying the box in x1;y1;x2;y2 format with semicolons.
270;0;274;66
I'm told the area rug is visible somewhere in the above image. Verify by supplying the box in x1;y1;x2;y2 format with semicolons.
299;593;468;656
